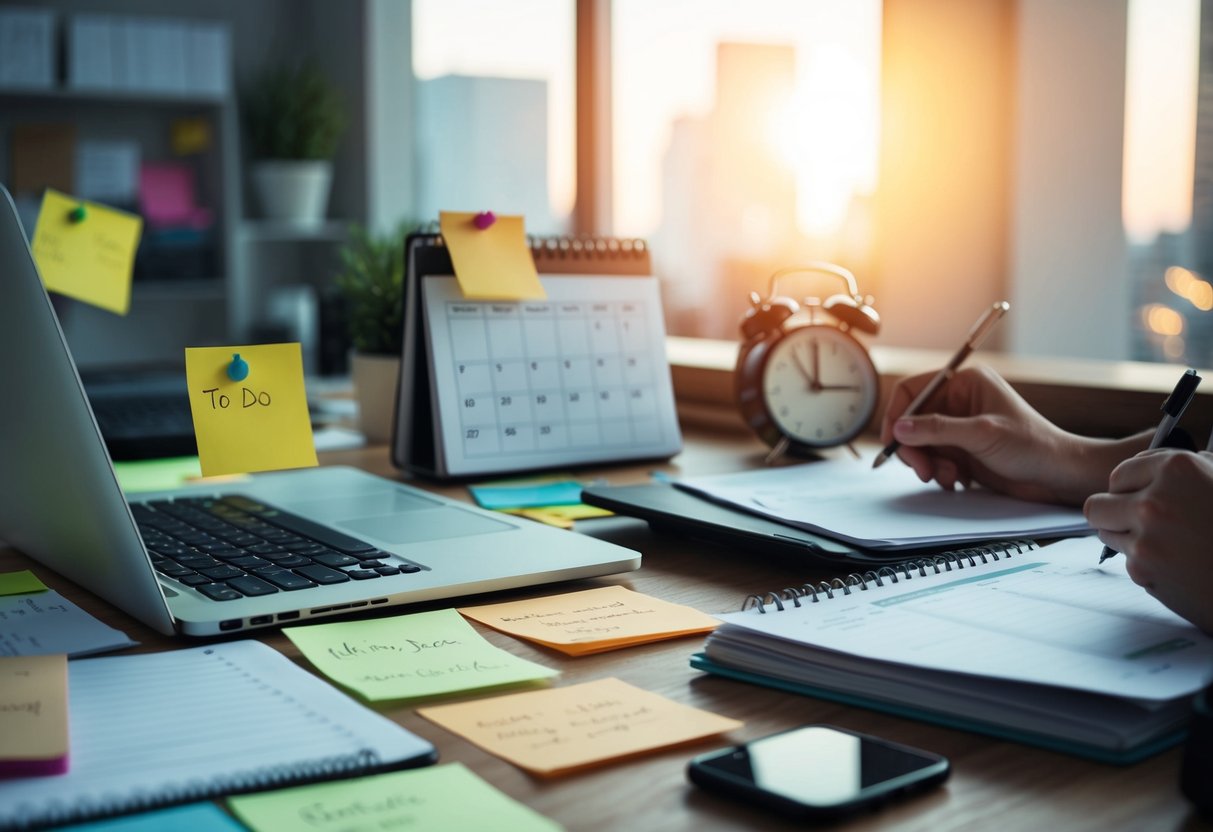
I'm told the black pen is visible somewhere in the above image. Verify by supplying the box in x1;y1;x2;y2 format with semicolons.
1098;368;1202;564
872;301;1010;469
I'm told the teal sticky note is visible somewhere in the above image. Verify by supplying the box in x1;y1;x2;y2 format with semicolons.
469;480;584;510
59;802;247;831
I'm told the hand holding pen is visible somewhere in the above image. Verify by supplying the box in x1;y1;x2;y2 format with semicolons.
1095;368;1201;564
873;301;1010;470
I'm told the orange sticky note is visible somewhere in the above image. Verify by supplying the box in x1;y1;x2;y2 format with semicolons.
439;210;545;300
0;654;69;778
459;586;718;656
30;189;142;316
417;677;741;777
184;343;318;477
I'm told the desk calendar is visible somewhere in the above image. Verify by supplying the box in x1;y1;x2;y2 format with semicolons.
394;235;682;479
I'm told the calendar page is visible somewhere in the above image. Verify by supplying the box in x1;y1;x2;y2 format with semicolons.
422;274;682;477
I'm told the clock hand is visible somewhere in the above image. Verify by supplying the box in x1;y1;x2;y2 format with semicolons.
810;339;822;392
791;345;817;389
815;384;862;391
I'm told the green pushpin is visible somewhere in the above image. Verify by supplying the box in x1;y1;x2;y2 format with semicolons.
227;353;249;382
68;204;87;223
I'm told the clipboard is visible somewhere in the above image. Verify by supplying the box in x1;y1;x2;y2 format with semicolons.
392;233;683;479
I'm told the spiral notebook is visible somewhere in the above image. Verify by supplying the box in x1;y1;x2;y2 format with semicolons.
393;232;682;479
691;537;1213;764
0;641;436;831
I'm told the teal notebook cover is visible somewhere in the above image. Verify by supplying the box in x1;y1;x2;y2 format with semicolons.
689;652;1186;766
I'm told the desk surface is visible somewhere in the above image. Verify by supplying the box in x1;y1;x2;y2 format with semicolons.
2;427;1207;832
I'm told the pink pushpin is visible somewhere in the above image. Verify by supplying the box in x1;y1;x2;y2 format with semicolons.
473;211;496;230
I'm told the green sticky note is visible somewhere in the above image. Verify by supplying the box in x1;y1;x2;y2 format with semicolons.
283;608;558;701
0;570;47;596
228;763;562;832
112;456;204;494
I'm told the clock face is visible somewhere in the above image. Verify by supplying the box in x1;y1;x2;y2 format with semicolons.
761;326;878;447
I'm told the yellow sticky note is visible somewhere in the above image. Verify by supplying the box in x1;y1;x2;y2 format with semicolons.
283;609;558;701
185;343;318;477
439;210;546;300
31;189;142;316
0;571;48;597
418;677;741;777
0;654;69;776
459;586;718;656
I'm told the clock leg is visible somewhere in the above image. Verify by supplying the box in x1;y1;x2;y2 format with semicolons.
764;435;791;466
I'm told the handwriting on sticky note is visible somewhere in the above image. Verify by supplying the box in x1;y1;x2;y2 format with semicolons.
0;571;47;597
229;763;562;832
439;210;545;300
31;189;142;316
284;608;558;701
417;677;741;777
459;586;718;656
0;654;68;776
184;343;317;477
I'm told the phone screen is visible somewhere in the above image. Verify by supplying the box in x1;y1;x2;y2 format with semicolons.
695;725;946;806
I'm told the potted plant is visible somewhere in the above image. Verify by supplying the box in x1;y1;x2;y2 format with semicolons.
334;224;408;443
243;62;346;226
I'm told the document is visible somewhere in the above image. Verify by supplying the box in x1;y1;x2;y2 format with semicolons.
0;590;136;657
0;654;68;777
678;458;1090;550
418;677;742;777
284;608;558;701
228;763;561;832
459;586;719;656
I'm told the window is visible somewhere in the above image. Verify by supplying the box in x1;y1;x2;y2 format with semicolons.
411;0;576;234
611;1;882;339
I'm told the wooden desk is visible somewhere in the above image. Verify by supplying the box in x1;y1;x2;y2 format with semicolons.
2;427;1207;832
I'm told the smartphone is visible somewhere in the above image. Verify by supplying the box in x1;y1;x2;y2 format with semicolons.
687;724;950;821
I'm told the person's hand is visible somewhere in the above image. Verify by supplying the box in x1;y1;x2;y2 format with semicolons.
879;365;1141;505
1084;449;1213;635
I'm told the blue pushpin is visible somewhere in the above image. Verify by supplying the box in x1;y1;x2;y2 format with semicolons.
227;353;249;382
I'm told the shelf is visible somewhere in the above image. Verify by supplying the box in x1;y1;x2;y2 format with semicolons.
238;221;352;243
0;86;226;107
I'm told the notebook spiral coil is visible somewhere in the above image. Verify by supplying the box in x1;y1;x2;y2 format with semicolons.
9;750;381;830
741;540;1037;613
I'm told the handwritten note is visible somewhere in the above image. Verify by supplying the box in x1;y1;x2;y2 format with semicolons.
439;210;545;300
0;590;137;657
284;608;558;702
184;343;318;477
57;802;250;831
0;570;47;597
31;189;143;315
229;763;561;832
0;654;68;777
459;586;719;656
417;677;742;777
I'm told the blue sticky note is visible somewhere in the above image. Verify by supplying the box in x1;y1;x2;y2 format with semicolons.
469;480;584;510
59;802;248;831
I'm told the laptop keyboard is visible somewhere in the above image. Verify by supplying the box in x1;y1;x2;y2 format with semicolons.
132;495;423;601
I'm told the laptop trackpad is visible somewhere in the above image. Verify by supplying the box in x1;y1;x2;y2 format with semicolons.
341;508;514;544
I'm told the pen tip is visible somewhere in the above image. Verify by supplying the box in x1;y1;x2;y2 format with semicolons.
871;454;886;469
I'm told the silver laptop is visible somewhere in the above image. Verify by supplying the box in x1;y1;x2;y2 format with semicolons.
0;186;640;637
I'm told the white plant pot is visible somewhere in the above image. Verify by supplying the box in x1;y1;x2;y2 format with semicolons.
350;351;400;445
251;159;333;227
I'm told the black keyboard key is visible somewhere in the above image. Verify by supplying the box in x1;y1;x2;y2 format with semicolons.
247;543;286;555
262;570;317;591
347;569;381;580
226;576;279;597
156;564;195;578
375;566;401;576
273;554;313;569
199;564;244;581
196;583;242;601
294;564;350;585
312;552;359;568
228;555;272;570
176;556;221;570
179;573;213;586
399;564;422;574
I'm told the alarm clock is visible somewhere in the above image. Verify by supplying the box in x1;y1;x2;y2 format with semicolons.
736;263;881;459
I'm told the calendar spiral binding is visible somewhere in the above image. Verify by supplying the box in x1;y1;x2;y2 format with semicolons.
741;539;1038;614
416;224;650;260
7;749;382;830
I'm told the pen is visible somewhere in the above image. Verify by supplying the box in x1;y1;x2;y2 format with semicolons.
1099;368;1201;564
872;301;1010;470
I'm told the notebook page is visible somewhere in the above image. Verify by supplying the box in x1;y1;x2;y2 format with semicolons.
679;459;1090;549
715;538;1213;700
0;641;433;829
